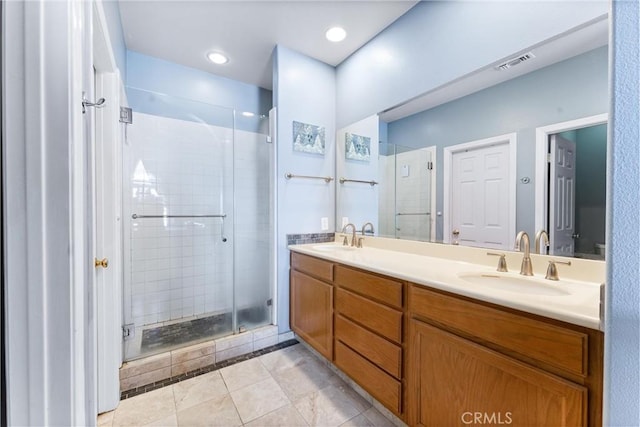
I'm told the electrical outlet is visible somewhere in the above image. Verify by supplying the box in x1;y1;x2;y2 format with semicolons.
321;217;329;230
341;217;349;228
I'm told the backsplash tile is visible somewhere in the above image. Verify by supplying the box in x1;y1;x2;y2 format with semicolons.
287;232;335;246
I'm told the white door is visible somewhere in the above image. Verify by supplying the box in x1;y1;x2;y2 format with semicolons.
450;142;511;249
549;134;576;256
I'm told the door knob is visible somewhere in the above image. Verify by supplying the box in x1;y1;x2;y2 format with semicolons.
94;257;109;268
572;233;581;239
452;229;460;236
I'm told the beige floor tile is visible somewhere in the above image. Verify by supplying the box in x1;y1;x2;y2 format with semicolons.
120;353;172;380
173;371;229;412
97;410;114;426
112;387;176;427
220;358;271;392
121;367;172;391
216;342;254;362
361;407;396;427
272;355;341;402
143;413;178;427
176;394;242;427
230;377;290;423
293;384;370;427
371;401;406;427
340;414;374;427
244;404;309;427
259;344;313;374
329;380;371;413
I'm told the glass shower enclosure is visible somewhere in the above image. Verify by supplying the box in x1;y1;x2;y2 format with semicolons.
122;88;273;360
378;142;434;241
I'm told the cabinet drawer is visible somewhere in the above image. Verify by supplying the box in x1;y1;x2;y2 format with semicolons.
335;341;402;414
335;315;402;379
409;284;588;377
336;288;403;344
335;265;403;308
291;252;333;282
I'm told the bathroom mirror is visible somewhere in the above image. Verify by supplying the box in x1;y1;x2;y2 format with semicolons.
336;17;608;260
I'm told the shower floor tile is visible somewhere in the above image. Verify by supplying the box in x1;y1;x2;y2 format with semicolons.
101;344;403;427
140;312;232;352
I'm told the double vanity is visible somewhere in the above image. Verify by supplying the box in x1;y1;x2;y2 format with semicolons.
289;237;604;426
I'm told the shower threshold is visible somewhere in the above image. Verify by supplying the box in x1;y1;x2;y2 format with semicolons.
119;324;289;392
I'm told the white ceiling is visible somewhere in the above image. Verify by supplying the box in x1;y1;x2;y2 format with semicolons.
118;0;419;90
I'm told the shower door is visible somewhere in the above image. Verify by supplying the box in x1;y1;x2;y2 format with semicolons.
395;145;433;241
378;143;434;242
122;89;236;361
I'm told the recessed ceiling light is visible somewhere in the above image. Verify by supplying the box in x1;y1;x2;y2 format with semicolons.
207;52;229;65
326;27;347;42
241;112;255;117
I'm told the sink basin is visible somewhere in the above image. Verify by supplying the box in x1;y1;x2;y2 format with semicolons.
312;245;357;252
457;272;571;296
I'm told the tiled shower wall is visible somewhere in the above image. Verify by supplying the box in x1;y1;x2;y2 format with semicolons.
125;112;272;330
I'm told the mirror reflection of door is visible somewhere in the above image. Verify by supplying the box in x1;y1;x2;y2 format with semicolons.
549;134;576;256
548;124;607;259
445;134;516;250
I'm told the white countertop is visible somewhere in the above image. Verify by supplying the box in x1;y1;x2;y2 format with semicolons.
289;241;603;331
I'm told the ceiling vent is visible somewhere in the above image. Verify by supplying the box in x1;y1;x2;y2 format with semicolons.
495;52;535;71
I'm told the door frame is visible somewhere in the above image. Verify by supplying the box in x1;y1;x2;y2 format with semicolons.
443;133;517;246
424;146;437;242
92;0;124;414
534;114;608;234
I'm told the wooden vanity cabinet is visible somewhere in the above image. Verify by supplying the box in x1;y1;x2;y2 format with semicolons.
289;253;334;359
407;284;603;427
289;254;407;418
289;252;604;426
334;265;405;416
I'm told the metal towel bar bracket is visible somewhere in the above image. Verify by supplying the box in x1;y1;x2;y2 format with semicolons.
339;177;378;186
285;173;333;183
131;214;227;219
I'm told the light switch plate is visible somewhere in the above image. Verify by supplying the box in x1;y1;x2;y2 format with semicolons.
321;217;329;230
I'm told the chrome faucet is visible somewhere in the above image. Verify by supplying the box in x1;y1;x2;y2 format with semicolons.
535;230;550;254
342;223;357;247
361;222;375;236
514;231;533;276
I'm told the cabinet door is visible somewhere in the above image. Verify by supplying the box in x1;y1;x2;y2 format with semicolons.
290;270;333;359
408;320;587;427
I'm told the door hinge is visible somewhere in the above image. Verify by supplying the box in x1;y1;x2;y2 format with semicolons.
266;298;273;306
427;161;434;170
120;106;133;124
547;153;552;163
122;323;135;341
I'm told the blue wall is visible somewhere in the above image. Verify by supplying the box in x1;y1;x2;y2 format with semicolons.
387;47;608;241
336;1;608;128
606;1;640;425
126;51;272;132
273;45;336;332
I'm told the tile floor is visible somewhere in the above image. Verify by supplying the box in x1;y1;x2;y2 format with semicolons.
98;344;397;427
